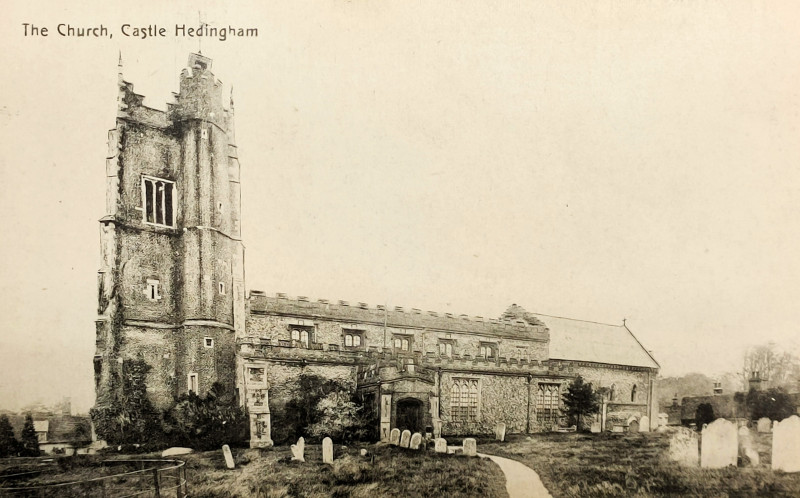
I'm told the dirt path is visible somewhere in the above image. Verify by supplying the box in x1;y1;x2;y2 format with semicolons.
478;453;552;498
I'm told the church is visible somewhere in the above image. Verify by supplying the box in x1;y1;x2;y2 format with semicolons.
93;54;659;448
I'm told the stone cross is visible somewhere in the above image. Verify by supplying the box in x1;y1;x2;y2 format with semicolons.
757;417;771;433
495;423;506;442
639;416;650;432
463;438;477;457
400;430;411;448
410;432;422;450
290;436;305;462
389;428;401;446
434;438;447;453
701;419;737;468
222;444;235;469
772;415;800;472
668;427;699;466
322;437;334;464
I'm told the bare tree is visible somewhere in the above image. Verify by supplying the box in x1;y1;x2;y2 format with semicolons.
741;342;800;391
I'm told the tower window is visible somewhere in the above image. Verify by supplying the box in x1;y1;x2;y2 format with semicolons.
142;176;176;228
219;282;226;295
392;335;412;352
343;329;364;349
145;279;161;301
204;337;214;348
188;373;198;394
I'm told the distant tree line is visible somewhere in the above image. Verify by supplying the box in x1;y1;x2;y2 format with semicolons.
0;413;41;457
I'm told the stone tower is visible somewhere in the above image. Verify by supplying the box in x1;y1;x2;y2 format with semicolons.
94;54;245;411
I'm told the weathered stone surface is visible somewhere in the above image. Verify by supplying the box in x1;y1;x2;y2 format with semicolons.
590;421;601;433
322;437;334;464
435;438;448;453
400;430;411;448
495;423;506;442
290;437;305;462
772;415;800;472
669;427;699;466
628;420;639;433
410;433;422;450
757;417;771;433
463;438;477;457
389;428;401;446
162;447;193;457
638;416;650;432
222;444;235;469
701;419;737;469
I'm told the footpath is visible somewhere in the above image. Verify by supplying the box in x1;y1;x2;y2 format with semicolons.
478;453;553;498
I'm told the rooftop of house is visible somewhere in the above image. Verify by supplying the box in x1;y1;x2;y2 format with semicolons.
247;292;549;342
504;305;660;370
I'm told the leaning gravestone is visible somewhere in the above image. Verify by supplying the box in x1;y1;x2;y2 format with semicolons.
291;437;305;462
495;423;506;442
701;419;737;469
222;444;235;469
463;438;477;457
639;416;650;432
322;437;334;464
435;438;447;453
410;433;422;450
669;427;699;466
389;428;401;446
772;415;800;472
400;430;411;448
757;417;771;433
162;447;192;457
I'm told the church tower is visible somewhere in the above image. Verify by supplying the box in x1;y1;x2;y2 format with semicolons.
94;54;245;412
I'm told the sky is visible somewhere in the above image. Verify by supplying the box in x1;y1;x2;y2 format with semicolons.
1;1;799;413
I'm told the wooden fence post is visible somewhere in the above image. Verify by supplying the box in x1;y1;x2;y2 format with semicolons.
152;468;161;498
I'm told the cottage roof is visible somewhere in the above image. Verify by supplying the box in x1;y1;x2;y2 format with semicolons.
505;305;660;369
248;293;549;341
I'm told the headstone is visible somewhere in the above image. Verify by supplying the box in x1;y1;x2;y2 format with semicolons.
495;423;507;442
737;426;759;466
629;420;639;433
669;427;699;466
772;415;800;472
435;438;447;453
360;449;368;457
433;419;442;439
590;421;601;433
612;425;624;433
400;430;411;448
162;447;193;457
222;444;235;469
389;428;401;446
639;416;650;433
322;437;334;464
291;437;305;462
738;426;750;437
701;419;738;469
757;417;771;433
463;438;477;457
409;433;422;450
658;413;669;428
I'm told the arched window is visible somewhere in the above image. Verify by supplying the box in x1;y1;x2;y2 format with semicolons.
631;384;637;402
451;379;479;422
610;383;616;402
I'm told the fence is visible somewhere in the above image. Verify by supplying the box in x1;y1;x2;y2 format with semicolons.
0;459;188;497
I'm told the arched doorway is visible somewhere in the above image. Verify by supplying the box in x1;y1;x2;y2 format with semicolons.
396;398;424;433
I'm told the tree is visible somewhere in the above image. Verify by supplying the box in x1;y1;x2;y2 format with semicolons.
746;387;796;421
741;343;800;391
307;391;374;443
20;414;40;457
695;403;715;430
0;414;19;457
271;374;355;444
164;382;248;450
562;376;600;431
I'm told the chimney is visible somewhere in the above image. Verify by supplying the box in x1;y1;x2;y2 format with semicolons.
672;393;679;407
749;371;766;392
712;382;723;395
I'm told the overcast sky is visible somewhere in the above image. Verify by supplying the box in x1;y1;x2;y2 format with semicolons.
2;0;799;413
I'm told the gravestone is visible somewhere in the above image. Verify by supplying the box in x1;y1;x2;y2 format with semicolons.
658;413;669;428
612;425;624;433
162;447;192;457
669;427;699;466
639;416;650;432
772;415;800;472
629;420;639;433
495;423;506;442
360;449;368;457
291;437;305;462
389;428;401;446
400;430;411;448
738;427;760;467
435;438;447;453
463;438;477;457
222;444;235;469
322;437;334;464
701;419;737;469
590;421;601;433
757;417;771;433
410;433;422;450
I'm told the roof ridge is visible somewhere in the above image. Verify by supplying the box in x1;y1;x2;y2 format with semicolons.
527;311;624;327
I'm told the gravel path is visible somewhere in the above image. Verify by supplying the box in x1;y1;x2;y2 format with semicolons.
478;453;553;498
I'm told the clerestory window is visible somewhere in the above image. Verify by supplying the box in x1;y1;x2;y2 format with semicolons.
142;176;176;227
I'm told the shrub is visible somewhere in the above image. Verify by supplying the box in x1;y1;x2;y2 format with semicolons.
0;414;19;457
330;455;374;484
163;382;248;450
746;387;796;421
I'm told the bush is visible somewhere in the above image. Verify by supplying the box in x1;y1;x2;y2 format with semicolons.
331;455;374;484
746;387;796;421
695;403;716;429
163;382;248;450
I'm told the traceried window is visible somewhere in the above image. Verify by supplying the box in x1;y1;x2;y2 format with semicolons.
438;340;453;357
290;326;312;348
450;378;479;422
343;329;364;349
536;383;561;423
392;335;412;352
142;176;176;227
